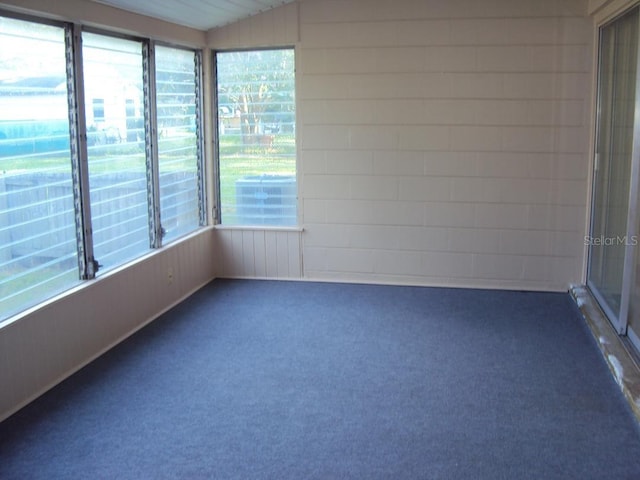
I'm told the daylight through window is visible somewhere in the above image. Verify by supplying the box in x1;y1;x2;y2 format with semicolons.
0;16;79;320
216;49;297;226
0;13;205;323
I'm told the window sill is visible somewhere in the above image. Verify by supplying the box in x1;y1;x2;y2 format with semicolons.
214;224;303;233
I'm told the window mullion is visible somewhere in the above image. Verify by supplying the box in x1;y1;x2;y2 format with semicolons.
211;50;221;225
143;41;162;248
66;23;98;279
194;50;207;227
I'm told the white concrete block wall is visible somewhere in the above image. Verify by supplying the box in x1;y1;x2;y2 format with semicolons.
209;0;594;291
298;0;592;291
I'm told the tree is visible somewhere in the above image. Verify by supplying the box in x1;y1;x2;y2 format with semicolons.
217;49;295;148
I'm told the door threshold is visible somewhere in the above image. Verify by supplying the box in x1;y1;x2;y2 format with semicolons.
570;285;640;423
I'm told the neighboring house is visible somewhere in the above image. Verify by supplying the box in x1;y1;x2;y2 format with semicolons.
0;75;68;155
0;71;142;156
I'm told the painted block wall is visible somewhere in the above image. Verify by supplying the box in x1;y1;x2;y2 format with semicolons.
210;0;595;291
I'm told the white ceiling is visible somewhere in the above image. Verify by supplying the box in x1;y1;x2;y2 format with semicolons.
91;0;297;31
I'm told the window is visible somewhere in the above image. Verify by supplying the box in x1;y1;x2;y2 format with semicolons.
0;16;80;320
0;13;205;324
156;45;203;242
82;32;149;270
216;49;296;226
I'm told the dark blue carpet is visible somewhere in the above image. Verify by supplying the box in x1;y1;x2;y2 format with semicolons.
1;279;640;479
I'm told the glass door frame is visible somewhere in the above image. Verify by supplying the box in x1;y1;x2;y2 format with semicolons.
588;5;640;336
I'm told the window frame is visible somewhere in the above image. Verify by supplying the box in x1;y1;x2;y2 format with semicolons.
0;9;207;323
0;12;81;318
213;46;298;228
152;42;207;243
76;26;207;272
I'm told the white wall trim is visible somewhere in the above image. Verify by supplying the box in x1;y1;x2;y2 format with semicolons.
590;0;640;23
214;225;304;233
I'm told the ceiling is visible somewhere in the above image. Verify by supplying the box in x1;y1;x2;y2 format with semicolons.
90;0;297;31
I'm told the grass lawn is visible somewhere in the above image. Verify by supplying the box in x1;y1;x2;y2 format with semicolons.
0;136;200;174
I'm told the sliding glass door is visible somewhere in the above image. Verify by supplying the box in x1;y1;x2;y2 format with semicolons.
588;6;640;340
628;195;640;347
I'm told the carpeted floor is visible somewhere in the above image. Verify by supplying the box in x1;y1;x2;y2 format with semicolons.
1;279;640;479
